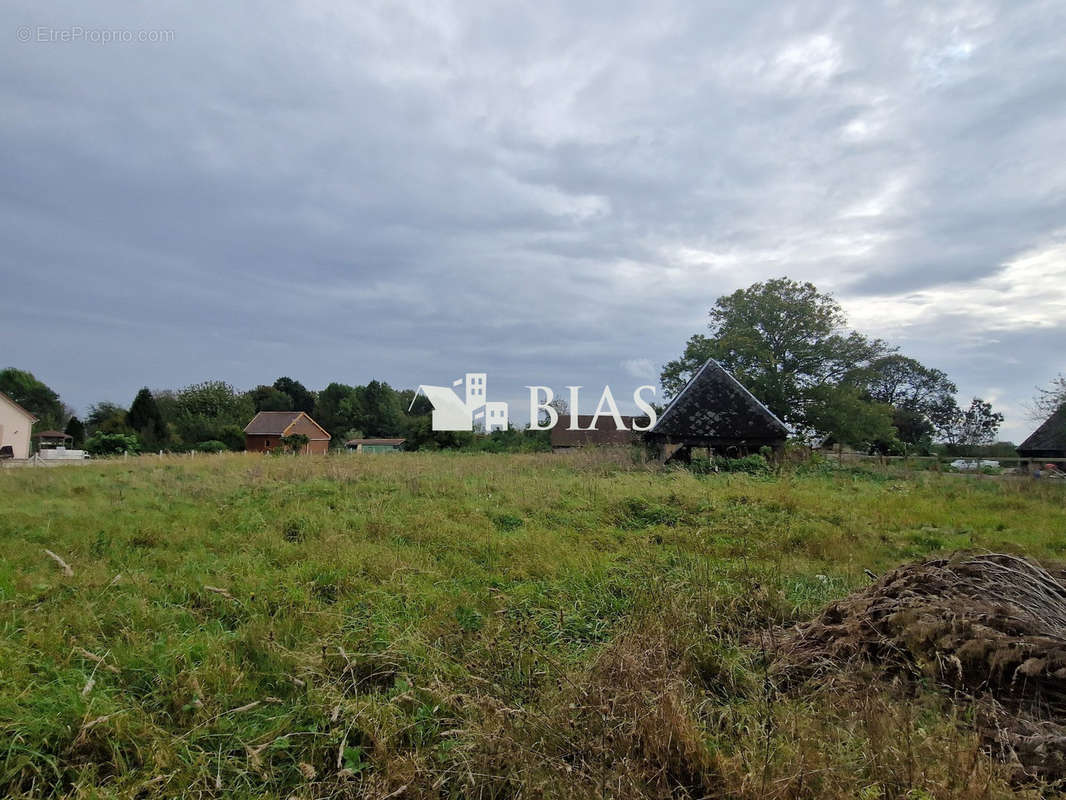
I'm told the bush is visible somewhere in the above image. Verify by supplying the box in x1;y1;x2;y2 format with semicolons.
195;440;228;453
689;454;771;475
84;432;141;456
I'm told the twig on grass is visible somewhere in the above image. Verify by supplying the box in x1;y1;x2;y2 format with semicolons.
74;647;120;674
44;549;73;577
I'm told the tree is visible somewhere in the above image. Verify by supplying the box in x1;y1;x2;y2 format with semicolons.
360;380;404;437
249;385;293;412
1031;374;1066;419
64;416;86;448
314;382;364;442
660;278;889;425
173;381;255;449
280;433;310;454
85;432;141;456
936;398;1004;448
273;377;315;414
803;385;897;450
859;355;957;410
0;368;65;430
86;402;131;435
127;388;168;448
851;355;957;451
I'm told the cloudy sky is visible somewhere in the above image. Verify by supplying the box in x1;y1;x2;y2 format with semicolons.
3;1;1064;438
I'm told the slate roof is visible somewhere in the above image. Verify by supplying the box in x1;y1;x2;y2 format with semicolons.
550;415;647;448
347;438;406;447
1017;406;1066;456
244;411;330;438
648;359;789;443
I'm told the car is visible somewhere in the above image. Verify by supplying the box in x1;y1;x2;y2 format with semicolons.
950;459;1000;471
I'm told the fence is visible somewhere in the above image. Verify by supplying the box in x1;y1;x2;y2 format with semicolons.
825;451;1066;472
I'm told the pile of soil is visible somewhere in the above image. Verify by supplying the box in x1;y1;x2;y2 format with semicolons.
772;553;1066;782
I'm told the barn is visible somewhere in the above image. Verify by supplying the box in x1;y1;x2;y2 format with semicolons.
550;415;646;451
645;358;789;461
244;411;331;454
1017;406;1066;462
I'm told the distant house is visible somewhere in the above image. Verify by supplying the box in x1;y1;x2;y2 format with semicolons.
0;392;37;460
550;414;646;451
346;438;406;453
244;411;331;454
1017;406;1066;461
645;359;789;461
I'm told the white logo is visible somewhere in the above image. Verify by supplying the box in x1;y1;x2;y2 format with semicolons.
413;373;509;432
414;373;658;433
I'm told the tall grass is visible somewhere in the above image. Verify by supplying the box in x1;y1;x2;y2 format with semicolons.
1;451;1063;797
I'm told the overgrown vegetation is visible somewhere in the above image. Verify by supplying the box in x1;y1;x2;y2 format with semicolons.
2;451;1064;798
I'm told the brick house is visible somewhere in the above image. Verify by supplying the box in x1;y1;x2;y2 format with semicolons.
244;411;331;454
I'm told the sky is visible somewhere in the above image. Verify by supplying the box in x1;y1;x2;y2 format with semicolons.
2;1;1064;440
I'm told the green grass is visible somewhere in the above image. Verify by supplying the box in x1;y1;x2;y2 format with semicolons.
1;451;1063;798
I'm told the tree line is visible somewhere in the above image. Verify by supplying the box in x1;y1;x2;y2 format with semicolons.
0;370;550;455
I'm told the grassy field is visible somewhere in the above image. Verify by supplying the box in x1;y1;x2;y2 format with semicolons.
2;451;1065;799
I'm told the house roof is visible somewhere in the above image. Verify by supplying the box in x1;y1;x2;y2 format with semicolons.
1017;406;1066;455
0;391;38;423
243;411;330;438
347;438;406;446
34;430;72;438
550;415;645;447
649;359;789;443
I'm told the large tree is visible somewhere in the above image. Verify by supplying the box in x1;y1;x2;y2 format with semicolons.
64;415;86;448
803;385;897;450
173;381;254;450
86;402;131;435
850;355;958;450
273;377;315;414
127;388;168;448
936;397;1004;448
660;278;889;425
0;367;65;430
360;380;404;437
314;382;364;442
249;384;294;412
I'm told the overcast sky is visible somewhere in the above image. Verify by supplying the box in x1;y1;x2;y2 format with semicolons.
3;1;1064;439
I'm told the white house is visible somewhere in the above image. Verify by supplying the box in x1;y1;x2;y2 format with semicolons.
465;372;486;409
481;401;508;433
0;392;37;460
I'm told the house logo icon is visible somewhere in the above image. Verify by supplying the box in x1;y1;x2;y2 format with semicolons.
412;373;509;432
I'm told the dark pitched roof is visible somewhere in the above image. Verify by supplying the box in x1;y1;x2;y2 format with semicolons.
649;359;789;443
243;411;330;438
34;430;72;438
1018;406;1066;456
347;438;406;446
550;415;645;448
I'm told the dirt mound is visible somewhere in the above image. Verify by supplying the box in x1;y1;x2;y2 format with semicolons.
772;552;1066;782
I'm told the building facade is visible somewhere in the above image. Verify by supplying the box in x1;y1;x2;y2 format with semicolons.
244;411;331;454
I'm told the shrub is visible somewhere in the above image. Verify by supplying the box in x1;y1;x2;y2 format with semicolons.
84;432;141;456
689;454;771;475
195;440;228;453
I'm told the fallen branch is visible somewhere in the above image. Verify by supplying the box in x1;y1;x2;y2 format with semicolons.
44;549;73;577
